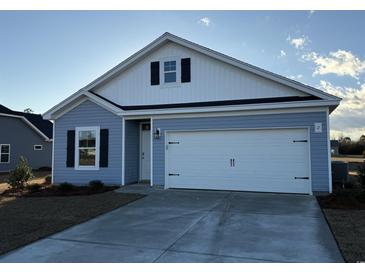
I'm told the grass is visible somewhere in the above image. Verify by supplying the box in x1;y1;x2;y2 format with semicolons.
0;191;144;256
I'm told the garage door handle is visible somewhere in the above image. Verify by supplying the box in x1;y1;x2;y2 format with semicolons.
168;173;180;176
294;177;309;179
293;140;308;143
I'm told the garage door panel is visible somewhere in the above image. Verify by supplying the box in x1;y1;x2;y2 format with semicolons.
166;128;310;194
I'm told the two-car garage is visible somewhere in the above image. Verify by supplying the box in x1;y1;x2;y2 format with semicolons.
165;128;311;194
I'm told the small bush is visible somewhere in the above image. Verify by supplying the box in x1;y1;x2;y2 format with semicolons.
7;157;33;190
89;180;104;190
37;166;52;171
58;182;74;192
44;175;52;185
26;184;42;193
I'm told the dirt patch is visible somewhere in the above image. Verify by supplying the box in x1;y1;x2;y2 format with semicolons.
0;170;51;194
2;184;119;197
322;209;365;263
0;191;144;256
317;190;365;210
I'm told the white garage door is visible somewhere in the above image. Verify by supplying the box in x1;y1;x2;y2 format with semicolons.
166;128;310;194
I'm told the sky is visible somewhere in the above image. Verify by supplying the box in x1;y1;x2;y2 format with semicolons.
0;11;364;139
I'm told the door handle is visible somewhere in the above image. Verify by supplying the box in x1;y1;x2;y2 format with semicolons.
230;158;235;167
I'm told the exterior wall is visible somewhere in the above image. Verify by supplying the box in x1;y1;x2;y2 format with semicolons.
95;42;306;106
53;100;122;185
153;111;330;192
0;116;52;172
124;120;140;184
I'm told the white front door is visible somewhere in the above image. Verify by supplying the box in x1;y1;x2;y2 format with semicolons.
166;128;310;194
140;123;151;181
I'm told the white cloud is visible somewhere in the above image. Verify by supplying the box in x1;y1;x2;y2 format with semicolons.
198;17;211;27
319;80;365;139
278;50;286;58
287;36;307;49
302;50;365;79
288;74;303;80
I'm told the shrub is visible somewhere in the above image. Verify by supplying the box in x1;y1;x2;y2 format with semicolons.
44;175;52;185
37;166;52;171
26;183;42;193
7;157;33;190
58;182;74;192
89;180;104;190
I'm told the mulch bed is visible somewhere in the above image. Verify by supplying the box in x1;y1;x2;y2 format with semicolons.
0;191;145;256
317;189;365;262
2;185;120;197
317;190;365;210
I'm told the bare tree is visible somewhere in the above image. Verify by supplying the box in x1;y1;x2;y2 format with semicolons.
23;108;34;113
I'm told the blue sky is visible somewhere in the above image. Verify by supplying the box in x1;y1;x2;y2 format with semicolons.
0;11;364;138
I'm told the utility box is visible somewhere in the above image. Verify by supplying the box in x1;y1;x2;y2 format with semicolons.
331;161;349;185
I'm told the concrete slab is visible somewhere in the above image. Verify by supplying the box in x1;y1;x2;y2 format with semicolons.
155;250;272;263
1;238;164;263
0;185;344;263
170;210;343;262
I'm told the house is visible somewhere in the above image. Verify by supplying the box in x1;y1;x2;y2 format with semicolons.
0;105;53;172
43;33;341;194
330;140;340;156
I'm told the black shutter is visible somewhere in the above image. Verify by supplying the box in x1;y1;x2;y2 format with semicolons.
181;58;191;83
66;130;75;167
100;129;109;167
150;61;160;85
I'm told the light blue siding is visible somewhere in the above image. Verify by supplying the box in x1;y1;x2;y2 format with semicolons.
153;112;330;192
0;116;52;172
124;120;140;184
54;100;122;185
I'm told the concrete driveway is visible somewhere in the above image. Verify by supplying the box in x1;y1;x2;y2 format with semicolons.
0;185;343;263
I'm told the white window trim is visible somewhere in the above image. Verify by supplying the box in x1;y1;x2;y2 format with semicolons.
0;144;10;164
160;57;181;87
75;126;100;171
34;145;43;151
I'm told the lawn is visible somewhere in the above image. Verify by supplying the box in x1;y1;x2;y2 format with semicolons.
0;186;144;256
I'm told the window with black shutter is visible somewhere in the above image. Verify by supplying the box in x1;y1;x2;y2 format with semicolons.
66;130;75;167
99;129;109;167
150;61;160;85
181;58;191;83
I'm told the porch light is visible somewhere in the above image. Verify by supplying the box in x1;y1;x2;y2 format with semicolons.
154;128;161;139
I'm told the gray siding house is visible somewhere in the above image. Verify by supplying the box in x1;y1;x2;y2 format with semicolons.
44;33;341;194
0;105;53;172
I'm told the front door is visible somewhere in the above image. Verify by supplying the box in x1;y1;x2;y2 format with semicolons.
140;123;151;181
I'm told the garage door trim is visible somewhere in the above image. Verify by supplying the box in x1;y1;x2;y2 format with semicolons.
164;126;312;194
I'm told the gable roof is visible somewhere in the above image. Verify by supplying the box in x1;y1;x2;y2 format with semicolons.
43;32;341;119
0;105;53;140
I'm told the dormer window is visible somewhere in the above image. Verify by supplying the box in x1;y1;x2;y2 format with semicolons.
164;61;177;83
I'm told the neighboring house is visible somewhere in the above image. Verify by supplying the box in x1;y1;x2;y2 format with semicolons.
330;140;340;156
43;33;341;194
0;105;53;172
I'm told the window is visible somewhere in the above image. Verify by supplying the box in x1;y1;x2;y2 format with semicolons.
34;145;43;151
0;144;10;163
164;60;176;83
75;127;100;170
